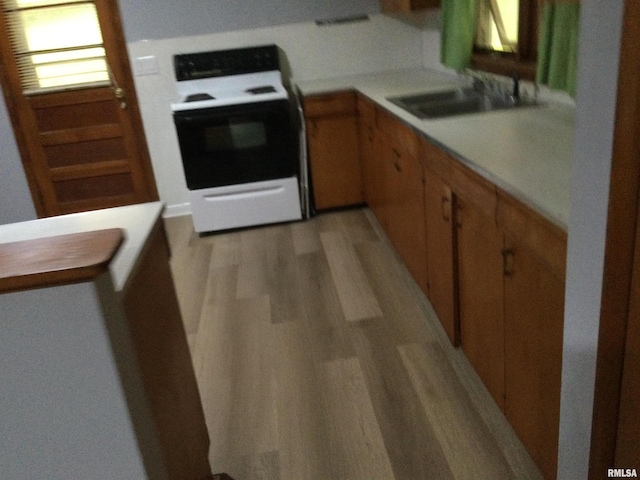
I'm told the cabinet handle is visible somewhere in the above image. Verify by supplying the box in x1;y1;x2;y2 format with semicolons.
392;148;401;172
502;249;515;276
441;196;451;222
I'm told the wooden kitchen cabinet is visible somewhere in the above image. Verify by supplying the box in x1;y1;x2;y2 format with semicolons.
455;167;566;477
449;158;506;411
354;90;567;478
502;238;564;480
368;130;394;232
380;0;440;13
456;187;506;411
303;91;363;211
321;88;567;478
358;94;379;208
375;108;429;295
419;136;458;346
423;164;458;345
451;156;566;476
498;192;567;480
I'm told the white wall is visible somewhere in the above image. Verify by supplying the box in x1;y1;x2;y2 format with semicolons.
557;0;624;478
128;14;426;216
0;278;152;480
0;94;36;224
117;0;380;42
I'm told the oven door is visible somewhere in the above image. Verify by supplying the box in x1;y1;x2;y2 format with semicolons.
173;99;298;190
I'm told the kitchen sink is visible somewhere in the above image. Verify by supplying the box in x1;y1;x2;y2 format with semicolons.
387;87;540;119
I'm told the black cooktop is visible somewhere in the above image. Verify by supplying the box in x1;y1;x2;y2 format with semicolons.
174;45;280;82
184;93;215;102
246;86;277;95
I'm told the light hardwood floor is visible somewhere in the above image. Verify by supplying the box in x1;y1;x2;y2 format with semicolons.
164;208;543;480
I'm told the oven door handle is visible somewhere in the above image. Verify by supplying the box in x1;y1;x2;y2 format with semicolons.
204;185;285;201
173;113;206;125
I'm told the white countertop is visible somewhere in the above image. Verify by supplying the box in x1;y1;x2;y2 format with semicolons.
296;68;575;230
0;202;164;291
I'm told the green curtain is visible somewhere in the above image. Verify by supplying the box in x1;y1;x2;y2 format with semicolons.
536;1;581;96
440;0;477;70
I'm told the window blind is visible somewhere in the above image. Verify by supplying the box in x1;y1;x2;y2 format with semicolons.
475;0;519;53
2;0;109;94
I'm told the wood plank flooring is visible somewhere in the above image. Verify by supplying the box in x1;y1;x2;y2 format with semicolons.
164;208;543;480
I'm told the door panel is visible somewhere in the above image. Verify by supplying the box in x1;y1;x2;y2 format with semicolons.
457;196;505;410
389;145;428;295
504;239;565;480
424;167;458;345
44;137;127;168
615;213;640;468
0;0;158;217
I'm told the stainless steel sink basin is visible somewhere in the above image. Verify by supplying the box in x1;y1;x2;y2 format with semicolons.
387;87;539;119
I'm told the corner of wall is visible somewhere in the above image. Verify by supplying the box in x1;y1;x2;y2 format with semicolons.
0;95;37;224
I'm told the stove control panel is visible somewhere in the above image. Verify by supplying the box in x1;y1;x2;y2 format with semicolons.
174;44;280;81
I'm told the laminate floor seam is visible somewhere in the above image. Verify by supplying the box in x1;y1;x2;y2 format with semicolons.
164;209;543;480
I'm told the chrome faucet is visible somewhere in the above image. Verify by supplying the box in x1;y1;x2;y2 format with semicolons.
472;76;487;94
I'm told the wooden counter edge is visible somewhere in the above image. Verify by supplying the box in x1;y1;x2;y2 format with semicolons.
0;228;124;294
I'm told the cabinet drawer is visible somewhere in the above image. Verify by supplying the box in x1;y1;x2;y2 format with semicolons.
497;190;567;280
449;161;497;220
377;107;418;158
303;91;357;117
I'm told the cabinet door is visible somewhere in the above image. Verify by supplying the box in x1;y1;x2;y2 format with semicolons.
374;109;428;295
366;132;393;231
358;96;378;207
391;146;428;295
424;167;458;345
304;92;362;211
306;113;362;210
457;196;505;410
504;240;564;480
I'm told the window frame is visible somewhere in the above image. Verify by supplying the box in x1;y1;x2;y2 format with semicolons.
471;0;539;81
2;0;110;95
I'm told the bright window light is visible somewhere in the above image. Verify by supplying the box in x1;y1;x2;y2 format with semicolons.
3;0;109;92
476;0;519;53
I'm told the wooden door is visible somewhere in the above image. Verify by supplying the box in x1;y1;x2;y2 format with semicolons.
456;196;506;410
589;0;640;474
424;167;458;345
0;0;158;217
616;217;640;468
503;238;565;480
